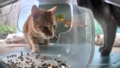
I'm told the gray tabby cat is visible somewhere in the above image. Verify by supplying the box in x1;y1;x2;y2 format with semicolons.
77;0;120;56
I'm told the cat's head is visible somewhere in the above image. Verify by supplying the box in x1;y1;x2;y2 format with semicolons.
31;5;57;39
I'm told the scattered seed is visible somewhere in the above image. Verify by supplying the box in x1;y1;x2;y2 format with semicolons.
7;56;9;59
4;52;68;68
51;65;57;68
27;53;30;55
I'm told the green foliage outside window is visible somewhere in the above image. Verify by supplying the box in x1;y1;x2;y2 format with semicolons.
0;25;16;36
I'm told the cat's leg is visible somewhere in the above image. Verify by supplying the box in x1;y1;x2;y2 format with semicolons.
44;39;49;46
99;27;106;52
100;21;117;56
24;33;32;49
29;36;39;53
99;46;104;52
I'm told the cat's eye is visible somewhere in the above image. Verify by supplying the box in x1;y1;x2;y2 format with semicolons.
53;25;56;28
42;26;48;30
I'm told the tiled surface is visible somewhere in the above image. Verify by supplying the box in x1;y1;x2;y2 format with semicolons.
96;45;120;55
89;46;120;68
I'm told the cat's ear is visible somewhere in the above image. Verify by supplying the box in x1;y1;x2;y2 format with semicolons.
31;5;39;18
48;6;57;14
97;34;100;38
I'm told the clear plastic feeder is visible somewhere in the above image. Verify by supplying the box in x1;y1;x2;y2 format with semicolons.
0;0;95;68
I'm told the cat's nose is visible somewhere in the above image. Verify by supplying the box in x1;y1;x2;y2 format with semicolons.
49;32;54;37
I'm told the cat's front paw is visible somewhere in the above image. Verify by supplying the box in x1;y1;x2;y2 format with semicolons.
101;49;110;56
32;48;40;53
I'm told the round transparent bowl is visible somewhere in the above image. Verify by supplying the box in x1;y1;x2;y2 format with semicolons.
0;0;95;68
